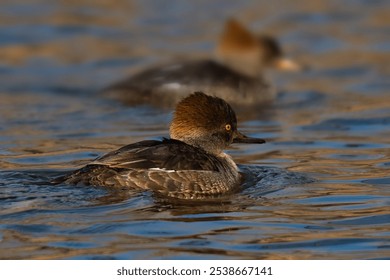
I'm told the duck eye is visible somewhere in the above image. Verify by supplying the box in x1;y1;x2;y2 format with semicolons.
225;124;231;131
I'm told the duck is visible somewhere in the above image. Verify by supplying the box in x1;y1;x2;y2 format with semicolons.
58;92;266;199
103;19;301;109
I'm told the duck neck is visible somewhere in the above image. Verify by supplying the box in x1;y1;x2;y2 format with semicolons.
215;50;263;78
178;135;225;155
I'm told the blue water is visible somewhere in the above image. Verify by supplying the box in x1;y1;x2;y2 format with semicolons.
0;0;389;259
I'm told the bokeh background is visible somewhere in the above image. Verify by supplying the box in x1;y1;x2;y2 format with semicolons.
0;0;389;259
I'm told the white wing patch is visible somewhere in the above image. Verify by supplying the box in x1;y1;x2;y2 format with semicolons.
148;168;176;173
161;82;183;90
162;64;182;71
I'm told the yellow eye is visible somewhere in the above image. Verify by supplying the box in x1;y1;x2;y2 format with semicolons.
225;124;231;131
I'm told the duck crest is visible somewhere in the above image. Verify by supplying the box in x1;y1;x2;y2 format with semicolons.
217;18;258;52
215;19;264;77
169;92;236;143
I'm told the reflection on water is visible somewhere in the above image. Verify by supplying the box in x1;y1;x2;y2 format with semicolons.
0;0;389;259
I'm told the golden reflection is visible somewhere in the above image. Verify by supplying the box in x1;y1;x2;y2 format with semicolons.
0;0;389;260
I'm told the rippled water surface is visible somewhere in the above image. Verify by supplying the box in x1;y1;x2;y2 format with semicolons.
1;0;389;259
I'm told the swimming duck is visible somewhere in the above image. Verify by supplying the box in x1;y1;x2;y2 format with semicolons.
59;92;266;199
103;19;301;108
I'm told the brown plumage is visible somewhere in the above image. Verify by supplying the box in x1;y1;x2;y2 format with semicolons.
103;18;301;109
56;92;266;199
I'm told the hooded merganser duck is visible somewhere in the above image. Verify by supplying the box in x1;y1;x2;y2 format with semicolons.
103;19;301;108
58;92;266;199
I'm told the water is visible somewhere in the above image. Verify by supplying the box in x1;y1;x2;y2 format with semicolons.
0;0;389;259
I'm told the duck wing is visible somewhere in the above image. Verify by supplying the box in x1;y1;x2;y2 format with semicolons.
58;139;239;199
91;139;221;172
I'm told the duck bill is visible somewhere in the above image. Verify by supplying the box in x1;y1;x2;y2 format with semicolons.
233;131;266;144
273;57;303;72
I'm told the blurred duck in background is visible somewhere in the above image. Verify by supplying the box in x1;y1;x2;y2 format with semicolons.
103;18;302;109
